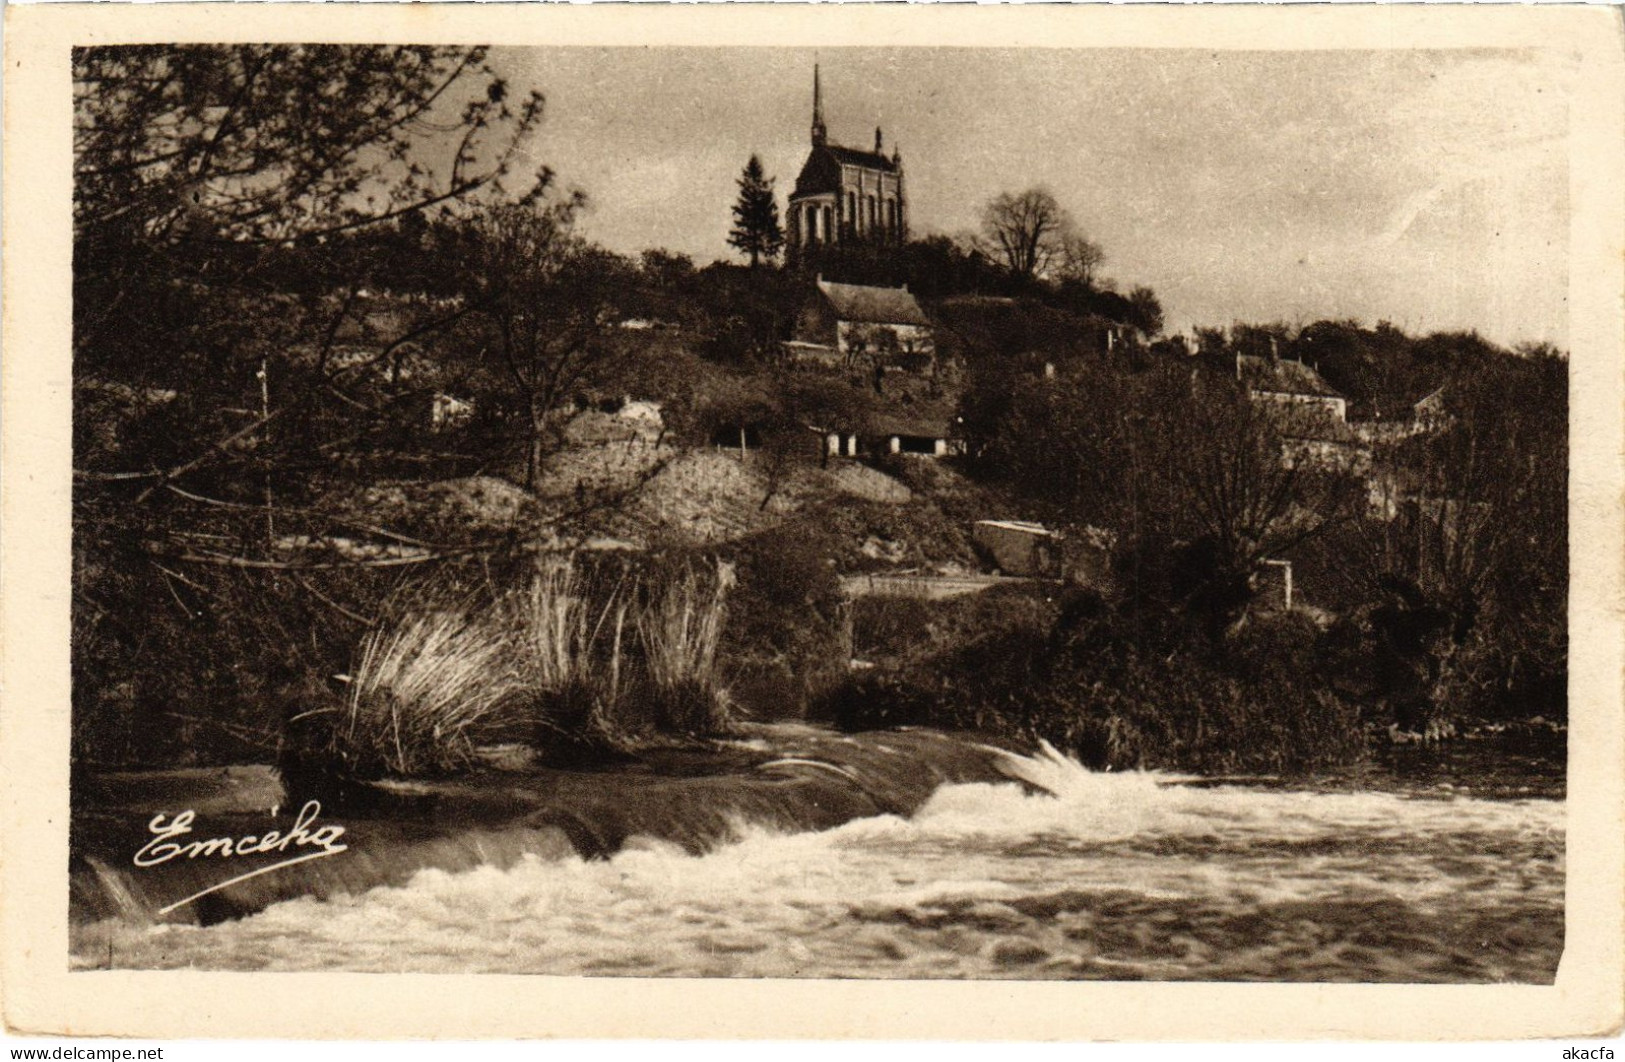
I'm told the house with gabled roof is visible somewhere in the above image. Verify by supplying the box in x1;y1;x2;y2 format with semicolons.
791;278;935;366
1233;352;1369;472
869;410;962;458
1349;384;1454;445
1236;352;1348;422
1412;385;1452;430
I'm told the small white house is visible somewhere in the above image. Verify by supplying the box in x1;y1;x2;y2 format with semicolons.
819;429;862;459
1237;354;1347;422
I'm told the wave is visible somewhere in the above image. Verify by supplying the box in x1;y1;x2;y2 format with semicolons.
72;734;1563;980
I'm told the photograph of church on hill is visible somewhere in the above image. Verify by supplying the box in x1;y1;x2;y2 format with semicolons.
46;28;1589;1011
786;65;908;264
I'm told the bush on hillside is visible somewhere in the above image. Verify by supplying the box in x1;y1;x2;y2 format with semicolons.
334;609;524;776
504;559;632;758
72;519;411;767
851;583;1056;662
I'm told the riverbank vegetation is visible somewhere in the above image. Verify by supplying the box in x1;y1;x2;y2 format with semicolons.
822;324;1565;773
72;45;1565;783
322;556;733;778
829;586;1371;775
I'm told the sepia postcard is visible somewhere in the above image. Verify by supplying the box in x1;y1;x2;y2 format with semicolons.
3;1;1622;1043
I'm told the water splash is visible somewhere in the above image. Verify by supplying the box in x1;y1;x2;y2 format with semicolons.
72;742;1563;981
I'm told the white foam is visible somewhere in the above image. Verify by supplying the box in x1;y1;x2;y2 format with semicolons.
73;749;1564;980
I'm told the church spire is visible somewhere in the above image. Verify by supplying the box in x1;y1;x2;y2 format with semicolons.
811;62;827;147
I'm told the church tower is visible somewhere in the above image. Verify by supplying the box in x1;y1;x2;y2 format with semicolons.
811;63;827;147
787;65;907;267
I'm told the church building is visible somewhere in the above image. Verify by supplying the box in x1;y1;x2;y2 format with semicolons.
786;66;907;266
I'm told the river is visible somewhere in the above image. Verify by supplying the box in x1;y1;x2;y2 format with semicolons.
71;740;1563;981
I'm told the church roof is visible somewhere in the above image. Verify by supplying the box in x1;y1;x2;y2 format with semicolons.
817;280;931;327
824;144;900;173
792;142;900;197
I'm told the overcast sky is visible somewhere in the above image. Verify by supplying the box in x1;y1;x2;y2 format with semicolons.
492;46;1571;348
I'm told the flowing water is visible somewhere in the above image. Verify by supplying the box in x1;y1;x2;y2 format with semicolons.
72;742;1563;982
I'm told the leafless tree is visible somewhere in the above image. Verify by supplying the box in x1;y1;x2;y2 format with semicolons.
1147;377;1360;580
457;194;622;491
966;360;1359;629
980;187;1072;279
1359;352;1566;715
73;45;548;491
70;47;553;765
1057;231;1107;288
73;45;541;237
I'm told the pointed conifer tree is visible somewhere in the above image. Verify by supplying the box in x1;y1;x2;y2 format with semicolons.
728;154;784;268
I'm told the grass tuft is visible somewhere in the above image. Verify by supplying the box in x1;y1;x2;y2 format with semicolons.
330;554;741;777
504;559;631;756
638;561;735;734
336;609;521;776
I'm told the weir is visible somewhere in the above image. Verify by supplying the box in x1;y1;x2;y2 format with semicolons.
70;724;1030;926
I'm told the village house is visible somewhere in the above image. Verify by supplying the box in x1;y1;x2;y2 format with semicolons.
1234;350;1368;473
811;369;962;461
817;427;862;460
1237;351;1348;422
1349;397;1421;446
1411;385;1451;431
869;410;962;458
1277;412;1369;474
789;278;935;369
1349;385;1454;446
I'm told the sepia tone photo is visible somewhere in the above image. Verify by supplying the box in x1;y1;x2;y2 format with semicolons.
5;2;1623;1042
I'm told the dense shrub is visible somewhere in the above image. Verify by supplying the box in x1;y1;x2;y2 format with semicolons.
72;525;398;767
504;559;631;757
73;534;757;778
822;592;1368;776
636;561;733;734
851;584;1055;662
720;522;847;719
